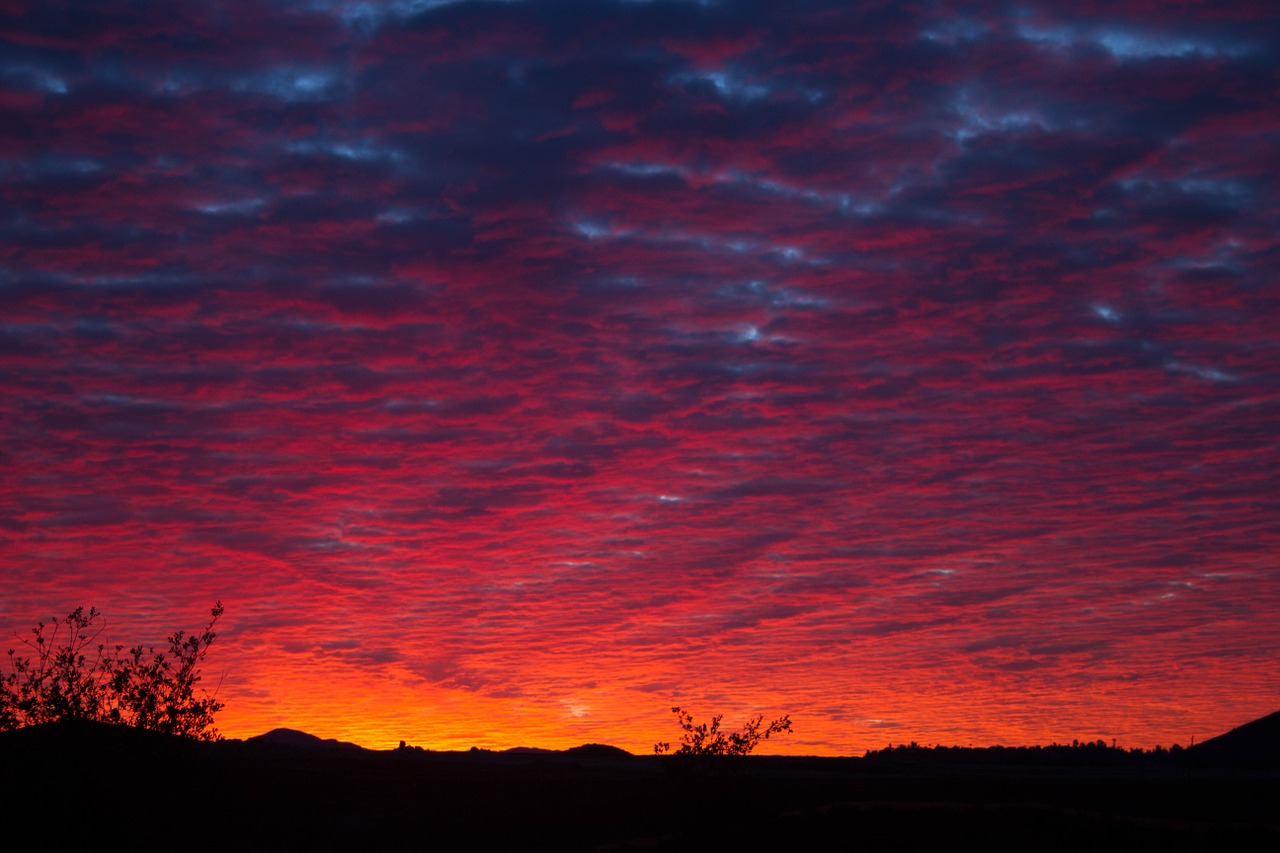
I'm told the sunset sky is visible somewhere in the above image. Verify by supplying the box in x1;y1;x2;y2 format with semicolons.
2;0;1277;754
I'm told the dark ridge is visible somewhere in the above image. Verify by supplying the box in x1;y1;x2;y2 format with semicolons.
244;727;366;752
563;742;634;759
0;718;201;758
3;719;1277;849
1190;709;1280;767
504;746;558;754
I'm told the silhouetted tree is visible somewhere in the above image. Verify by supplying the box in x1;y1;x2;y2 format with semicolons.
0;603;224;740
654;706;791;774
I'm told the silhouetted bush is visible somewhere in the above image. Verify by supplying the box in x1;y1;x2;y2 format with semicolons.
0;602;224;740
654;706;791;775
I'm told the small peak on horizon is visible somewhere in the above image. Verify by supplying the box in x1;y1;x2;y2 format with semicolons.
564;743;635;759
246;727;364;751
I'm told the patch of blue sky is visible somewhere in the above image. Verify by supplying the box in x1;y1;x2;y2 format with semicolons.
1017;15;1251;61
1117;176;1252;209
767;286;826;309
602;161;877;215
49;271;212;289
1165;361;1236;384
1096;29;1250;60
1167;248;1247;279
608;161;686;179
286;137;408;164
0;321;57;343
619;0;718;6
1091;304;1122;324
195;197;268;216
573;210;824;265
2;155;102;179
321;0;525;29
948;92;1054;144
233;68;342;101
679;232;814;264
80;392;172;409
377;208;431;224
730;171;876;215
572;220;628;239
1014;17;1074;49
719;280;828;310
919;16;988;45
2;64;70;94
683;69;771;102
674;68;824;104
1174;178;1252;203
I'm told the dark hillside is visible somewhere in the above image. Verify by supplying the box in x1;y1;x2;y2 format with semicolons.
1190;710;1280;768
2;720;1277;850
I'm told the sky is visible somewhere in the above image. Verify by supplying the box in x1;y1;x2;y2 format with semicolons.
2;0;1277;754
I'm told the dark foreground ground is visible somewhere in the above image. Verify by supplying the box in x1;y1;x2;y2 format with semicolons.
3;723;1277;851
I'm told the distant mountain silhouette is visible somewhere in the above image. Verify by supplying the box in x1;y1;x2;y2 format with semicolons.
6;714;1276;769
1190;709;1280;767
503;745;558;754
563;743;634;759
502;743;633;758
245;727;366;752
5;717;1278;850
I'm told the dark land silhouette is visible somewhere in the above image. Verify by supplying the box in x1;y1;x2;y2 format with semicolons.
1188;709;1280;767
3;712;1278;851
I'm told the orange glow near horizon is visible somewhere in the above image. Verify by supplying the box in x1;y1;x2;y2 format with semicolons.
202;611;1271;755
213;681;1267;756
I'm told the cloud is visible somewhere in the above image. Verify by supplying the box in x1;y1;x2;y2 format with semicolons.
1;0;1277;753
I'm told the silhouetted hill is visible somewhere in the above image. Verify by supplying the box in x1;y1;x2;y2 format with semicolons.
244;727;366;752
3;719;1278;850
0;718;201;758
563;742;634;760
1191;709;1280;767
503;745;557;754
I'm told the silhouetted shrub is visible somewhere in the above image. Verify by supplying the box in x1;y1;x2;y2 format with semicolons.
654;706;791;775
0;602;224;740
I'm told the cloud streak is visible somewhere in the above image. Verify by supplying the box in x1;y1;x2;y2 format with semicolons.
2;0;1277;753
